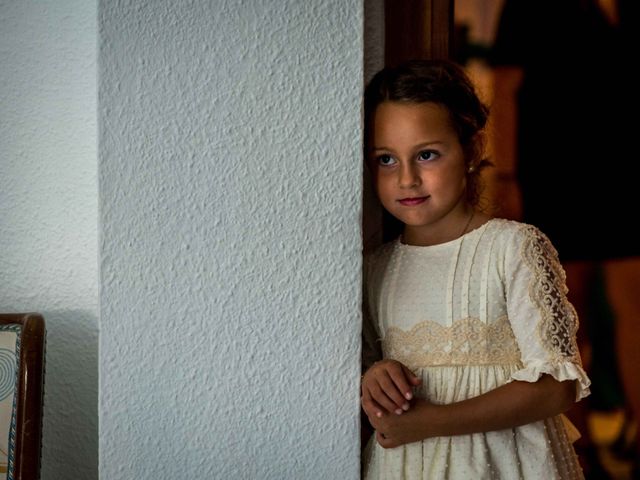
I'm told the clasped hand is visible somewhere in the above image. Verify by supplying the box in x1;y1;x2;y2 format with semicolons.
361;359;432;448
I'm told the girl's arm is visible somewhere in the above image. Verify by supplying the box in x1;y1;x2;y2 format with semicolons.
368;374;575;449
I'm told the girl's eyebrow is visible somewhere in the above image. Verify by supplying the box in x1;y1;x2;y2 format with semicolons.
372;141;445;152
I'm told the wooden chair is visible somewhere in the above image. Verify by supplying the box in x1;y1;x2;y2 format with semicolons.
0;314;45;480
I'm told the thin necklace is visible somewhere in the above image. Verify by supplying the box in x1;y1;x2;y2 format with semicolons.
459;210;475;238
401;210;476;246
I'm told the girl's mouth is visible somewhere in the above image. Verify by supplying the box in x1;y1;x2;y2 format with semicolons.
398;196;429;206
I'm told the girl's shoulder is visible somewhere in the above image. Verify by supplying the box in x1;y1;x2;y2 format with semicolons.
488;218;560;262
484;218;549;243
362;241;397;289
363;239;396;267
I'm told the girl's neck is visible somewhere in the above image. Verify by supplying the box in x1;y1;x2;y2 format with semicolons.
402;206;490;247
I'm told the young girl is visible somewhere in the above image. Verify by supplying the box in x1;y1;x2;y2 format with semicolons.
361;60;590;479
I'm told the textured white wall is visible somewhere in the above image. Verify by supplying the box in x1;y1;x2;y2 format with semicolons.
0;1;98;479
99;1;363;478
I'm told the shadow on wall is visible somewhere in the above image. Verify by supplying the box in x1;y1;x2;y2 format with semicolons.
40;309;98;480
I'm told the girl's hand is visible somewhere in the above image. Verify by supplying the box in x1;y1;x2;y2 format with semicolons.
369;375;577;449
368;398;435;449
361;360;422;418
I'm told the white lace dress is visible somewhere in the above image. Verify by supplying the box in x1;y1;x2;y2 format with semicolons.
362;219;590;480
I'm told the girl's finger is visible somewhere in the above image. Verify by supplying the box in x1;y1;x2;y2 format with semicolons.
384;367;414;405
376;430;393;449
366;380;403;414
361;391;385;419
375;373;410;413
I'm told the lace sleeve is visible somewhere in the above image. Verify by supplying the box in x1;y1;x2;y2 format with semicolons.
504;224;590;401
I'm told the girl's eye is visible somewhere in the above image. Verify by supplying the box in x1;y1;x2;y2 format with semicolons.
418;150;438;162
377;154;396;167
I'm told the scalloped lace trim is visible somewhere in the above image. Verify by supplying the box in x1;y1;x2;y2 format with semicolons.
382;315;521;368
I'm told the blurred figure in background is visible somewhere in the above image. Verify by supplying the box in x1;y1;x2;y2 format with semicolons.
490;0;640;478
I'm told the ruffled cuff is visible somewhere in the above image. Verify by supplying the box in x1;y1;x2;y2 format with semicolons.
510;361;591;401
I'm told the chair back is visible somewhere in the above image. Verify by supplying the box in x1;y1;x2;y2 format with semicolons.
0;314;45;480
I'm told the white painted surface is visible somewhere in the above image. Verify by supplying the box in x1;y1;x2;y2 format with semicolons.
0;1;98;478
99;1;363;478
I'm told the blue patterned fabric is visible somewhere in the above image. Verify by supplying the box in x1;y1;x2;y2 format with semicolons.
0;325;21;480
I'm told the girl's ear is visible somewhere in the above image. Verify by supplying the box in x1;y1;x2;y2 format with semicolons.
465;132;486;171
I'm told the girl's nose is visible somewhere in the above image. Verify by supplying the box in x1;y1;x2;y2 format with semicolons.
398;163;420;188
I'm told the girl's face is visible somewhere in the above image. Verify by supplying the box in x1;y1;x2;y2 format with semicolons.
369;101;470;244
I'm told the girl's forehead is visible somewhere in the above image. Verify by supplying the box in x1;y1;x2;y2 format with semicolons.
373;102;454;132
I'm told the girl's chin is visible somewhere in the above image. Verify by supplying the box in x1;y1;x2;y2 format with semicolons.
396;218;434;229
